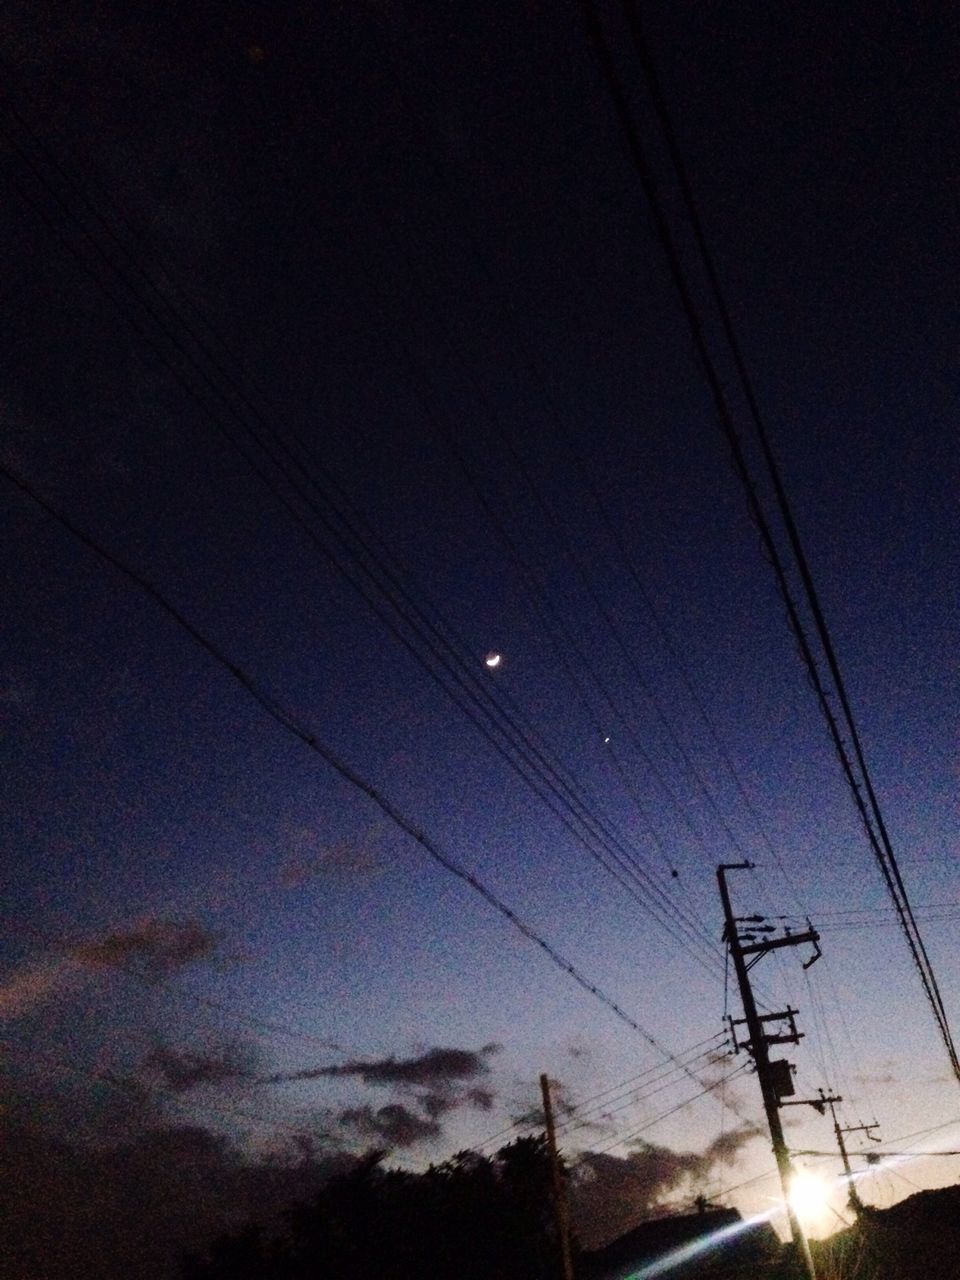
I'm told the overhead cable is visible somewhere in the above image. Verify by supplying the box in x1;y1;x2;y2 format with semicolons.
580;0;960;1082
0;104;724;981
1;461;738;1101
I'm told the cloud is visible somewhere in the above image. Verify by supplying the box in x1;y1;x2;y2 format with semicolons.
266;1044;500;1088
701;1124;764;1163
265;1045;501;1151
465;1086;495;1111
419;1090;457;1118
417;1085;495;1118
141;1045;254;1095
0;960;70;1018
0;918;217;1020
275;819;387;889
571;1124;763;1249
338;1103;441;1149
74;918;217;977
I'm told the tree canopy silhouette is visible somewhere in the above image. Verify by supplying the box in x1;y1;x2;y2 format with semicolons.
182;1135;569;1280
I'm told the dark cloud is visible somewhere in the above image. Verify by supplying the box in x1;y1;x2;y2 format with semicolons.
266;1046;502;1150
417;1085;495;1118
266;1044;500;1088
339;1103;441;1149
0;918;217;1018
74;918;217;977
142;1045;254;1094
702;1124;763;1164
419;1090;457;1118
465;1086;495;1111
571;1125;763;1249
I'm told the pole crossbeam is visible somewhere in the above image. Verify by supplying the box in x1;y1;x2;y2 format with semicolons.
822;1096;880;1218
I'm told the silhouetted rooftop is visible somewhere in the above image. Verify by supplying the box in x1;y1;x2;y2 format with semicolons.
581;1206;781;1280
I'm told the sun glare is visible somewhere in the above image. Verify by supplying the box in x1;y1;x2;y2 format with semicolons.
788;1170;831;1226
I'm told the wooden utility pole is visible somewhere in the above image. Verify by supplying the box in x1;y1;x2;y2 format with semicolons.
718;862;821;1280
820;1092;879;1218
540;1072;575;1280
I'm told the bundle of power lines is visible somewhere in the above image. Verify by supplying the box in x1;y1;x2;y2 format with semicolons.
579;0;959;1085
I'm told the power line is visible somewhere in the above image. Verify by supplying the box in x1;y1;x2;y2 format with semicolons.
305;173;717;894
815;914;960;934
795;1150;960;1159
2;460;737;1095
377;65;815;915
355;83;786;888
484;1060;751;1160
27;64;708;898
475;1031;727;1153
780;904;960;919
616;0;959;1080
557;1049;735;1139
580;0;960;1083
0;103;725;984
560;429;807;905
541;1044;731;1141
883;1117;960;1147
593;1062;753;1155
558;1036;728;1121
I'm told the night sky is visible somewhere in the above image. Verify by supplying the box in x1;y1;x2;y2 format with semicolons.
2;1;959;1273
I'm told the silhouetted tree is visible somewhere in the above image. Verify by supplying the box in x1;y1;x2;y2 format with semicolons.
181;1225;287;1280
182;1135;570;1280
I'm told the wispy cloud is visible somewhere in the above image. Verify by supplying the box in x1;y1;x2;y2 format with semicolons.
0;918;217;1019
511;1076;578;1129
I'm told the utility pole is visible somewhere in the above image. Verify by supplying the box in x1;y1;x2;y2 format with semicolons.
819;1091;880;1217
540;1073;575;1280
718;862;821;1280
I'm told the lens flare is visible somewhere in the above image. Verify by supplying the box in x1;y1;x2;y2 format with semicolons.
788;1170;831;1224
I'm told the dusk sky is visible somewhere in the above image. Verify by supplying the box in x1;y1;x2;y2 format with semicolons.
2;1;959;1273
